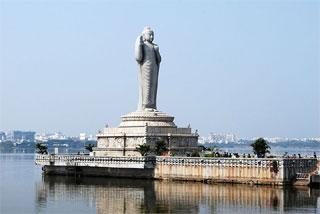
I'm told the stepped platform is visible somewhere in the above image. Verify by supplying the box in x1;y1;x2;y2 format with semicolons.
95;111;199;157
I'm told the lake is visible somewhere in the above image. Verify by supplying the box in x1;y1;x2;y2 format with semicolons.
0;154;319;213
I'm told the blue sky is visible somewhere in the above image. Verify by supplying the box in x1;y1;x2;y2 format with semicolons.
0;0;319;138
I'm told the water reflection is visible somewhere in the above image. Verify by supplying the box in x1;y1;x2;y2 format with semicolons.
36;176;320;213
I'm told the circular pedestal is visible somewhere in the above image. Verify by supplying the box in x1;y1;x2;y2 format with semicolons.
119;111;176;127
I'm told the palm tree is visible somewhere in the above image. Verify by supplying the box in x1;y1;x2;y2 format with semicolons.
155;141;168;156
136;143;151;156
35;143;48;154
251;138;270;158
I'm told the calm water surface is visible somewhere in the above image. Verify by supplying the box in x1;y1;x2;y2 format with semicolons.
0;154;319;214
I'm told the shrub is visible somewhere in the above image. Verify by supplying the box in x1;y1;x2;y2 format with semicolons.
191;151;200;157
35;143;48;154
85;143;94;152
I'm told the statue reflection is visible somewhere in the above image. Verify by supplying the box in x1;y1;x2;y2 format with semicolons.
35;176;320;213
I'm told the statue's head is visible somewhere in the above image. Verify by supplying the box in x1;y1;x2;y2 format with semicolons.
142;27;154;43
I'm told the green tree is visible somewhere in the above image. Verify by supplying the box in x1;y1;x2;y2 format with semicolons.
35;143;48;154
85;143;94;152
198;145;206;152
136;143;151;156
155;141;168;156
208;146;219;152
191;151;200;157
251;138;270;158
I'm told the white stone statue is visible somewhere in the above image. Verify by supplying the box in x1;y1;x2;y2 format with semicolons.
135;27;161;112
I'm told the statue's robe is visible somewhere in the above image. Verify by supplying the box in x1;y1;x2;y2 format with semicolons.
135;41;161;111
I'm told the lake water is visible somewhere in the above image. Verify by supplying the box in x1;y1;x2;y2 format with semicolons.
0;154;319;214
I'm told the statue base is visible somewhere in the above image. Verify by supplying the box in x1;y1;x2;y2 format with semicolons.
119;111;176;127
94;110;199;157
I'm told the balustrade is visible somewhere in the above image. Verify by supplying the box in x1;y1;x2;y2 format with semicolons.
35;154;293;169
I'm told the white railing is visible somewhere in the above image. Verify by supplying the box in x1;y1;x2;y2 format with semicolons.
35;154;156;169
35;154;317;170
155;157;282;168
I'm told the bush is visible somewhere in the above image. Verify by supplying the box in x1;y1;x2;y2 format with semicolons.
36;143;48;154
191;151;200;157
85;143;94;152
204;153;215;158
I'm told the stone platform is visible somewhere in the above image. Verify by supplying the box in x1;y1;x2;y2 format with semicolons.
119;111;176;127
94;111;199;157
35;155;319;186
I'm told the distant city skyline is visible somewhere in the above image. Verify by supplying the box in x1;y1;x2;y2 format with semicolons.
1;0;319;138
1;129;319;144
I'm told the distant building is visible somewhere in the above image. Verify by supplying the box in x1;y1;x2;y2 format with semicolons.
0;132;6;142
35;132;67;142
87;134;96;141
199;133;238;144
7;131;35;142
79;133;87;141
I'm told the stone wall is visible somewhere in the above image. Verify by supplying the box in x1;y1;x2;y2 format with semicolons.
154;157;318;185
282;158;318;182
95;120;199;157
35;155;318;185
154;157;282;184
95;134;198;157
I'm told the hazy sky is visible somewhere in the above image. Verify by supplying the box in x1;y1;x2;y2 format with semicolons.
0;0;319;138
